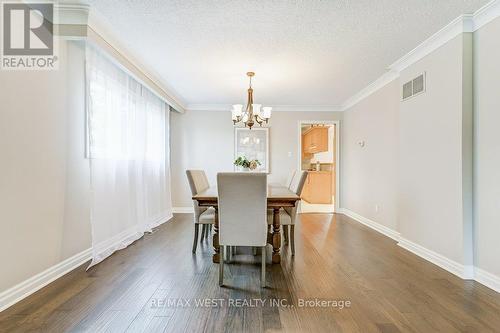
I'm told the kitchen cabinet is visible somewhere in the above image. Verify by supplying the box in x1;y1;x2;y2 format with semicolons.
302;127;328;154
301;171;332;204
302;136;313;159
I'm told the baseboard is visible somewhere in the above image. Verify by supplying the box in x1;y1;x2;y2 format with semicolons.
2;209;497;315
338;208;477;281
338;208;400;241
397;238;474;279
474;268;500;293
0;248;92;313
0;218;173;313
173;207;193;213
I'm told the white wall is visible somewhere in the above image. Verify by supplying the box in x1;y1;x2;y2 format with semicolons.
473;17;500;278
0;40;91;292
171;110;343;207
340;23;500;287
341;79;399;231
398;33;473;268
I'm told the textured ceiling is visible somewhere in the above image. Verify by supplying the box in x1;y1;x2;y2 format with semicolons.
80;0;488;108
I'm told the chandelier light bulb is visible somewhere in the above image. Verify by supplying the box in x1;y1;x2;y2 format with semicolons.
262;107;272;119
252;104;262;116
232;104;243;117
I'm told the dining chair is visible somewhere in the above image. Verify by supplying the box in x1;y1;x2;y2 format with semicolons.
217;172;268;288
269;169;295;189
268;171;308;256
285;169;296;188
280;169;296;242
186;170;215;253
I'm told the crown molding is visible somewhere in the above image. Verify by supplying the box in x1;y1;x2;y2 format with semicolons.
55;4;89;25
388;15;474;73
189;1;500;114
186;104;230;111
186;104;343;112
52;4;187;113
271;105;343;112
473;0;500;30
55;1;500;114
389;0;500;73
87;11;187;113
342;0;500;111
341;70;400;111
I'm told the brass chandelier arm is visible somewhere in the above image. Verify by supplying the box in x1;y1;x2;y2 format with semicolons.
254;114;269;126
233;116;242;125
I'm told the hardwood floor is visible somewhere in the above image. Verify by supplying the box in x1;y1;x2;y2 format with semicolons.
1;213;500;332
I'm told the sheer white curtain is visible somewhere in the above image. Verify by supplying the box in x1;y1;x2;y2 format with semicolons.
86;45;172;267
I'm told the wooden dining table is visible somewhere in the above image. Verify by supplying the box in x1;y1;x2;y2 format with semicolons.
192;185;300;264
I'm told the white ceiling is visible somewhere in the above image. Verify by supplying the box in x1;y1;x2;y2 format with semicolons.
81;0;488;109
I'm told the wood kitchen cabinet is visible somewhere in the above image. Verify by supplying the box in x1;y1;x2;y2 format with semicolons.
302;127;328;154
302;136;313;159
301;171;332;204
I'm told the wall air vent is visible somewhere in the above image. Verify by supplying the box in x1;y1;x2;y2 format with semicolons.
402;81;413;100
402;72;426;101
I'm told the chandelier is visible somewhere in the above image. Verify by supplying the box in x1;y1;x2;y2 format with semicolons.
231;72;272;129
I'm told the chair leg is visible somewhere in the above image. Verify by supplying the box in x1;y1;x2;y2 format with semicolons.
253;247;257;256
225;245;231;262
219;246;224;286
283;225;289;245
290;225;295;256
200;224;206;241
261;246;266;288
192;224;199;253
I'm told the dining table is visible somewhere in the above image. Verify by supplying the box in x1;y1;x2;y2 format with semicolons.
192;184;301;264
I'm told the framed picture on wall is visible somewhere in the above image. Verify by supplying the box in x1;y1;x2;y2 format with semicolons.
234;127;269;173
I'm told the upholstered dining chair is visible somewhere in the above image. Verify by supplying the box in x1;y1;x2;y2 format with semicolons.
280;169;296;241
269;169;295;188
217;173;268;288
268;171;308;256
285;169;296;188
186;170;215;253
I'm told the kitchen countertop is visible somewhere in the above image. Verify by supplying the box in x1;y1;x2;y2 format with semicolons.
303;170;332;174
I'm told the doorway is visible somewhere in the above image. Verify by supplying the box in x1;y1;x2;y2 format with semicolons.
297;120;340;213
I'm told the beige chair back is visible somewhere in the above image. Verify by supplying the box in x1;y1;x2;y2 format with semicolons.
186;170;210;222
285;170;296;188
186;170;209;195
217;173;267;247
290;171;308;195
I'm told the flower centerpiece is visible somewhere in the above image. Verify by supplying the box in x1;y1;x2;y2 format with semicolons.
234;156;261;171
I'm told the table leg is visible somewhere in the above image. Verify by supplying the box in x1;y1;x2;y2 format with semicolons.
212;207;220;263
272;207;281;264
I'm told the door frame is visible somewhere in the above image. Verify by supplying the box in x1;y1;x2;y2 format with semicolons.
297;120;340;212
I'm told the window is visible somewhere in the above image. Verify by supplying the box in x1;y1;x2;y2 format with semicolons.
86;47;166;161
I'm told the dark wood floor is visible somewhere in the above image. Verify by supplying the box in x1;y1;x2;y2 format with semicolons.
2;213;500;333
